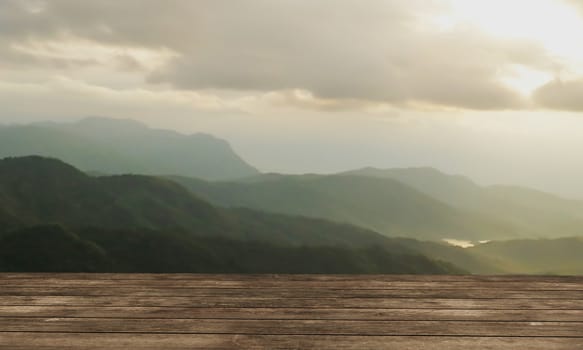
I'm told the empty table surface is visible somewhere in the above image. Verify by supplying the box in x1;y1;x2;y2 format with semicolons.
0;273;582;349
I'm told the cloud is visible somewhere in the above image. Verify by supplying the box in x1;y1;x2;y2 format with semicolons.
0;0;183;71
533;79;583;111
0;78;239;124
0;0;558;110
565;0;583;13
146;1;547;110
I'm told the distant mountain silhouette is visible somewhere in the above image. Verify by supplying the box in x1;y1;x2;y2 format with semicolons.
0;117;258;180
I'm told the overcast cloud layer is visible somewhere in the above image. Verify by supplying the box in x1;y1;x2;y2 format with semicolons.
2;1;583;197
1;0;582;110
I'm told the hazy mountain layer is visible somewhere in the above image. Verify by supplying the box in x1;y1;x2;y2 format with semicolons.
169;167;583;241
0;117;258;180
168;174;522;241
468;237;583;275
345;167;583;239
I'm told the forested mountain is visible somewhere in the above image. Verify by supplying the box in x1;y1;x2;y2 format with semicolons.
0;156;392;246
0;117;258;180
0;225;461;274
0;156;462;274
1;156;581;275
168;174;521;241
0;156;226;235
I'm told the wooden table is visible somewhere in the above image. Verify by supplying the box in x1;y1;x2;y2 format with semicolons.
0;274;582;349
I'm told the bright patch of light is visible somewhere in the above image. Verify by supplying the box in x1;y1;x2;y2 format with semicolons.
499;64;554;96
449;0;583;61
443;239;474;248
446;0;583;93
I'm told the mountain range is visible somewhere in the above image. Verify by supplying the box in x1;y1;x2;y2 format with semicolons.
1;117;582;275
168;169;583;241
1;156;581;275
168;174;514;241
0;156;463;274
5;117;581;243
346;167;583;239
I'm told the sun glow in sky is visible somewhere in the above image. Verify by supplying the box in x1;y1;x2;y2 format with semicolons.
450;0;583;57
447;0;583;92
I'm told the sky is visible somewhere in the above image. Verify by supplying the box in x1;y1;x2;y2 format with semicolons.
1;0;583;197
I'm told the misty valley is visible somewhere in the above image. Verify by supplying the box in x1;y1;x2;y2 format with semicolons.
1;118;582;276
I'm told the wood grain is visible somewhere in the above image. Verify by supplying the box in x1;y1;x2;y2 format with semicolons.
2;286;582;299
0;273;582;349
1;279;581;290
2;306;583;321
0;334;581;350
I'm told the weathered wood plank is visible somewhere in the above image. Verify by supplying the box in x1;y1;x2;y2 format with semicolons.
0;295;581;309
2;273;582;282
1;279;581;290
1;306;583;322
0;333;581;350
1;286;581;299
0;318;582;337
1;274;581;348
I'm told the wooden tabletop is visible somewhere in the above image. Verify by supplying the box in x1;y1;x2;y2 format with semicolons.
0;273;582;349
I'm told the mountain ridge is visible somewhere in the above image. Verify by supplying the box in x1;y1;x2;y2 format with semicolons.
0;156;466;274
0;117;259;180
168;173;524;241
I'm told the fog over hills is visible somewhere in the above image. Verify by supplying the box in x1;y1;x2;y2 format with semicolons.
1;117;582;275
344;167;583;240
3;117;582;243
169;168;583;241
169;174;519;241
468;237;583;275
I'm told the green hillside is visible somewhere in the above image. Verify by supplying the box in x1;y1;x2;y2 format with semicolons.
2;156;579;275
0;156;398;246
0;156;466;274
0;225;112;272
0;156;228;233
0;225;461;274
